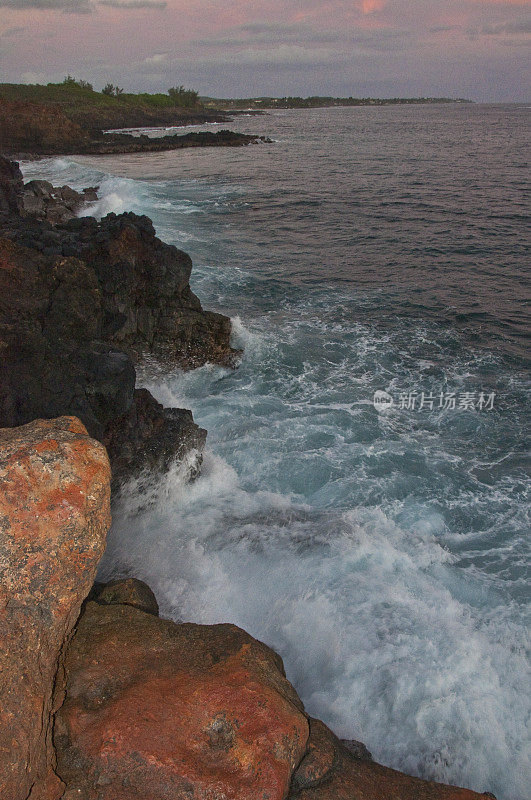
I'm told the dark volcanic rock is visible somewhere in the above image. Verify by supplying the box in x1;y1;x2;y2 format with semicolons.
0;156;24;215
63;211;238;367
0;236;206;481
0;416;110;800
0;97;268;156
22;178;95;224
81;128;269;155
103;388;206;484
0;159;237;482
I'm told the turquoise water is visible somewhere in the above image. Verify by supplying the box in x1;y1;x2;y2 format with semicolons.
22;104;530;798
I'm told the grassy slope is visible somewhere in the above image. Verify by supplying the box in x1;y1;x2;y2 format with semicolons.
0;83;227;130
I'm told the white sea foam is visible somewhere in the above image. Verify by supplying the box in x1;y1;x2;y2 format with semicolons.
99;442;529;800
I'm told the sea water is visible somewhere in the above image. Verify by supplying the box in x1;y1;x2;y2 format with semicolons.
22;104;530;799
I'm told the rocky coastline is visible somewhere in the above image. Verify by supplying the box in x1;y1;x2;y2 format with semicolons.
0;157;496;800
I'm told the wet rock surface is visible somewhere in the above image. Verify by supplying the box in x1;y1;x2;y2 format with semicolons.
22;178;98;225
80;128;272;155
0;416;110;800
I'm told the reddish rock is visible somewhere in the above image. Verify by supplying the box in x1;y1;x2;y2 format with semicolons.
55;602;309;800
289;719;489;800
0;417;111;800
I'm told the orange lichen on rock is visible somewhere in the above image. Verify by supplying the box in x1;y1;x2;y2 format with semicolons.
0;416;111;800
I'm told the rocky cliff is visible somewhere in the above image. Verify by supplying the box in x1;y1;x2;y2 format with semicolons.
0;157;236;482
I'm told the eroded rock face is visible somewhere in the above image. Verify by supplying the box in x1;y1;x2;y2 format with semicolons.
55;602;309;800
0;156;24;215
0;233;207;481
0;236;132;438
288;718;488;800
62;212;238;368
0;416;111;800
0;158;237;481
103;388;206;485
21;179;97;225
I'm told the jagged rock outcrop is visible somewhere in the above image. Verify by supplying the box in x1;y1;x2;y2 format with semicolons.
0;234;206;481
102;388;206;485
22;179;98;225
78;129;272;156
64;212;238;367
0;416;111;800
53;585;492;800
0;156;97;224
0;159;235;481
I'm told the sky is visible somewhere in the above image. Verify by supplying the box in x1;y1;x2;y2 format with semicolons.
0;0;529;100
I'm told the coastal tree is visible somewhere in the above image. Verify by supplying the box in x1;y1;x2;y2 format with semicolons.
167;85;200;108
62;76;93;91
102;83;124;97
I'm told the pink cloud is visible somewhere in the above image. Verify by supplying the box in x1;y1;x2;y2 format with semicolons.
358;0;388;13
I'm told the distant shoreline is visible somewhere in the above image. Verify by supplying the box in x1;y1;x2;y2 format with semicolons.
206;96;473;111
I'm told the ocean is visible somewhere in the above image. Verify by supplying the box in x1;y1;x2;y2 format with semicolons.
22;103;530;799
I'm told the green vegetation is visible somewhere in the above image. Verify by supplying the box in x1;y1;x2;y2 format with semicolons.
0;79;209;130
0;79;203;112
102;83;124;97
168;85;200;107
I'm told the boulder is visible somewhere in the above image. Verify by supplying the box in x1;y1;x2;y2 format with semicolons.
0;416;111;800
21;180;89;225
91;578;160;616
54;602;310;800
288;718;489;800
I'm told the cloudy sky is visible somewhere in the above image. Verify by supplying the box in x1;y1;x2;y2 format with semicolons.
0;0;529;100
